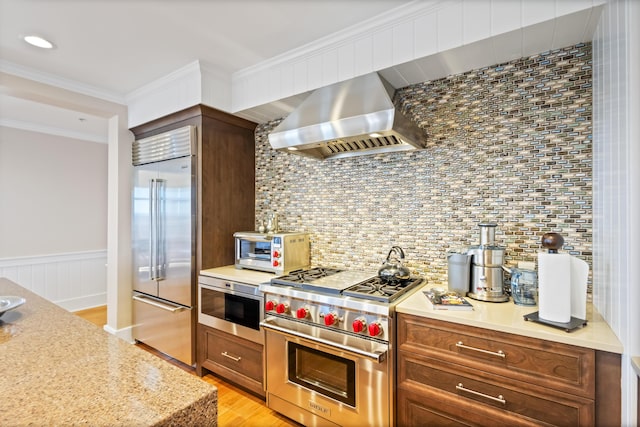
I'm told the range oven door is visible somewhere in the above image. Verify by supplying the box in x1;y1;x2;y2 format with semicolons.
262;318;390;427
198;276;264;344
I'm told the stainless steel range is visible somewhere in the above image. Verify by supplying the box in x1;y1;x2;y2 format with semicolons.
259;267;424;427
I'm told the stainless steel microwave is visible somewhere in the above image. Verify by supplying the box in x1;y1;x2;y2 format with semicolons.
234;232;310;274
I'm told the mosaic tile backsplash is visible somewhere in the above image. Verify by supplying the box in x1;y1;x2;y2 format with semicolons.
255;43;593;291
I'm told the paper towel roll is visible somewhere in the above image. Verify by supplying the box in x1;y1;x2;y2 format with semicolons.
538;252;572;323
570;256;589;320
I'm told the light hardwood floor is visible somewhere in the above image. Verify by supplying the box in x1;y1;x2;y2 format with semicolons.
73;306;300;427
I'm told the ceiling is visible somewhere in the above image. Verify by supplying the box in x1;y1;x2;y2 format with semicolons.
0;0;602;143
0;0;416;142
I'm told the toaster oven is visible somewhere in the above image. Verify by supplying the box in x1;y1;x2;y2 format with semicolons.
234;232;310;274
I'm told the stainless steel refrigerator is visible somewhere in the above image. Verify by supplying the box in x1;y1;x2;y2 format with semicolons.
131;125;196;365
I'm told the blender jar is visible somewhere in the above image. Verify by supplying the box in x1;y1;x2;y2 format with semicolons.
510;268;538;306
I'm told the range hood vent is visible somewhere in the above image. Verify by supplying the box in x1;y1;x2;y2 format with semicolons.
268;73;426;160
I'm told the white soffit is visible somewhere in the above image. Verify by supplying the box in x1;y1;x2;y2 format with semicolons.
232;0;605;123
0;95;108;143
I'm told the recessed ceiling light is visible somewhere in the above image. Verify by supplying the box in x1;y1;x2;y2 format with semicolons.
23;35;54;49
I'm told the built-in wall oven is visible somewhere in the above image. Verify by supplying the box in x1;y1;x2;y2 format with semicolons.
198;275;263;344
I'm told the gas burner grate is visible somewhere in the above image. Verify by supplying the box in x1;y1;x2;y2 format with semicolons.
346;282;405;296
272;267;343;286
343;277;424;303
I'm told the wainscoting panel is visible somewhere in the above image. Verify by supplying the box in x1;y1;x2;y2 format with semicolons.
0;250;107;311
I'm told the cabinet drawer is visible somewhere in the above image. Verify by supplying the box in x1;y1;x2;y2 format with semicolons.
398;386;542;427
398;314;595;397
197;324;264;396
399;351;594;426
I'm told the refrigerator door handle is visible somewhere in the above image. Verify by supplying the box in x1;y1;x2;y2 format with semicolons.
155;179;166;281
133;294;188;313
149;179;157;281
149;178;167;281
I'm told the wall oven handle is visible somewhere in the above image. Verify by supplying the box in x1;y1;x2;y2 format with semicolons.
261;320;387;363
133;295;187;313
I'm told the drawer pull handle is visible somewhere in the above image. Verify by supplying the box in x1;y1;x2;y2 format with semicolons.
221;351;242;362
456;341;505;359
456;383;506;405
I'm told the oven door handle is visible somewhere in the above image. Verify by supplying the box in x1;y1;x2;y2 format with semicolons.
261;320;387;363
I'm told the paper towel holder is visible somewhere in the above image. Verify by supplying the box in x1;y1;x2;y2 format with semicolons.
523;311;587;332
523;232;588;332
541;232;564;254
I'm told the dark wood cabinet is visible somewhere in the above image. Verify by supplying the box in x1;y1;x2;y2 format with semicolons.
396;314;621;427
197;323;265;397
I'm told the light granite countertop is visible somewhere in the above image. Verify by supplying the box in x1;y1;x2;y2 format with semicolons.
0;278;217;426
396;283;624;354
204;266;624;355
200;265;276;285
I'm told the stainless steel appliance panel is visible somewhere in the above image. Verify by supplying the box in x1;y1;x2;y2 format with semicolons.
259;267;424;426
132;155;194;307
264;323;390;427
234;232;309;274
198;276;264;344
155;156;194;306
132;125;196;366
132;161;160;298
132;292;192;365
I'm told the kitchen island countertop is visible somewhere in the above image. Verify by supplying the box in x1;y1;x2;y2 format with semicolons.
396;283;623;354
0;278;217;426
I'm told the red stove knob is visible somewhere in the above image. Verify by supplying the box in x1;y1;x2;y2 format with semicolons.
324;312;338;326
276;303;289;314
273;250;281;258
296;307;309;319
265;300;276;311
272;260;280;267
368;322;382;337
352;318;366;333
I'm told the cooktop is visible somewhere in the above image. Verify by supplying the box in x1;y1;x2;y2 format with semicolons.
271;267;424;302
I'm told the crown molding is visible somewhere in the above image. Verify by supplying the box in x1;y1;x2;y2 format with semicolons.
233;0;443;79
125;60;203;104
0;60;126;105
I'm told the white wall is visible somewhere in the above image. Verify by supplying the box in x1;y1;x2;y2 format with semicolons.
592;0;639;424
0;127;107;256
0;126;108;310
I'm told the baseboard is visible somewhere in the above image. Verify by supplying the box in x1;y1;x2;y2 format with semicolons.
57;293;107;312
104;324;134;344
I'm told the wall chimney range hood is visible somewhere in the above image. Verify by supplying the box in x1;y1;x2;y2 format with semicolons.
268;73;427;160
